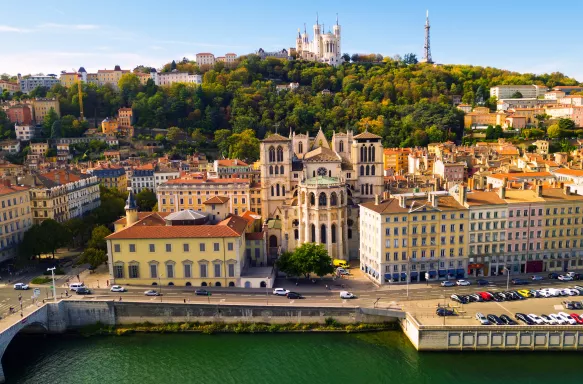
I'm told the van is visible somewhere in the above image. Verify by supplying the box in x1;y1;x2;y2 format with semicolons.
333;259;349;269
69;282;86;291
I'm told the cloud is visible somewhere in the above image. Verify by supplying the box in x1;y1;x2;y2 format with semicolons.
38;23;100;30
0;25;31;33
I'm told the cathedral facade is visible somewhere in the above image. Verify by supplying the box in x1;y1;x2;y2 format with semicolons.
295;15;343;66
259;129;384;261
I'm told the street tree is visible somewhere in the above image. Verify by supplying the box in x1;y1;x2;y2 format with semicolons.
135;188;157;211
42;107;59;137
547;124;562;139
87;225;112;251
77;248;107;269
276;243;333;278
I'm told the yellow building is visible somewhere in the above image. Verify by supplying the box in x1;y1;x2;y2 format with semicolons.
383;148;411;174
463;107;507;129
0;181;33;262
32;98;60;123
91;167;127;190
156;175;251;216
360;189;469;284
101;117;119;136
95;66;129;88
60;72;78;88
106;192;248;287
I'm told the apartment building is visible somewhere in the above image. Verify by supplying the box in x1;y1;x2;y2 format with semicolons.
196;53;216;66
91;167;127;190
6;105;32;125
18;74;59;93
15;125;36;141
150;70;202;86
490;84;548;99
130;164;155;193
0;141;20;154
383;148;411;174
0;181;33;262
0;81;20;94
32;98;60;123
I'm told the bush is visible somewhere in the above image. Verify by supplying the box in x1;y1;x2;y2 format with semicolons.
31;276;51;284
325;317;340;327
43;267;65;275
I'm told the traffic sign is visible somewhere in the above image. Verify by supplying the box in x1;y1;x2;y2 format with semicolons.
33;288;41;297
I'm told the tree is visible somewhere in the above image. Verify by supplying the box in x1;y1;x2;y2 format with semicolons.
547;124;562;139
350;54;359;63
276;243;333;278
341;53;350;62
40;219;71;257
135;188;157;211
535;113;550;128
558;118;575;132
42;107;59;137
510;91;523;98
87;225;111;251
403;53;418;65
118;73;141;104
425;125;444;143
170;60;177;70
166;127;183;143
51;120;62;138
77;248;107;269
527;144;537;153
229;129;260;161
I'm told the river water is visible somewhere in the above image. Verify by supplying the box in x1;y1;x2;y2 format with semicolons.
3;331;581;383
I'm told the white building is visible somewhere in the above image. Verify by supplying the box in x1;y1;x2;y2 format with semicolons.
196;53;216;66
150;69;202;86
154;167;181;191
18;74;59;93
295;15;343;66
490;85;548;99
544;90;566;100
0;141;20;154
15;125;36;141
66;174;101;219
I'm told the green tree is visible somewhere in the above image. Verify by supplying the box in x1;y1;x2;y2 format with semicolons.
558;118;576;132
214;129;232;157
166;127;183;143
42;107;59;137
118;73;142;104
510;91;523;98
403;53;418;65
229;129;260;161
426;125;444;143
135;188;157;211
283;243;333;278
51;120;62;138
527;144;537;153
341;53;350;62
77;248;107;269
87;225;111;251
547;124;562;139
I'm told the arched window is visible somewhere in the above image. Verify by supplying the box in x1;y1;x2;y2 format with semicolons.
277;146;284;162
280;165;284;174
298;142;304;154
309;193;316;206
360;185;364;195
276;184;280;196
311;224;316;242
271;186;274;196
294;229;299;240
321;224;327;244
330;192;338;206
371;165;376;176
269;165;273;175
366;165;370;176
269;235;278;248
268;146;275;162
370;145;376;162
331;224;337;243
292;219;299;227
360;165;364;176
282;186;286;196
274;166;278;175
339;141;344;152
319;192;327;207
360;146;366;162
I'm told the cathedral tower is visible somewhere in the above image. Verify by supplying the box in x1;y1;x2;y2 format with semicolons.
333;14;341;62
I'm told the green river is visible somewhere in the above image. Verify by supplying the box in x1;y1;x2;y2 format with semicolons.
3;331;580;383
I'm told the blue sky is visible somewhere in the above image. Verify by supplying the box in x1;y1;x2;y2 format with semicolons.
2;0;583;80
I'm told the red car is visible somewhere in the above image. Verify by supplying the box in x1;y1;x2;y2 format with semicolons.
478;292;492;301
570;314;583;324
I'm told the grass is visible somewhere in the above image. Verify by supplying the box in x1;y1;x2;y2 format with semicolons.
79;320;397;336
30;276;52;284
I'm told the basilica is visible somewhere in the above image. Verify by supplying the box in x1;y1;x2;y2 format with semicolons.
260;129;384;260
294;15;343;66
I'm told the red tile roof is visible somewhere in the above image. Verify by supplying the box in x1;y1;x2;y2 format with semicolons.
0;184;28;195
216;159;248;167
203;196;230;204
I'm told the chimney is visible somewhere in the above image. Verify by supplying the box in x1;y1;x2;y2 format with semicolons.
498;185;506;200
374;194;380;205
537;184;543;197
564;185;571;196
459;185;467;203
398;195;406;208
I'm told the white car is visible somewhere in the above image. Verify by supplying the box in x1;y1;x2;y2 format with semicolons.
558;312;577;325
559;275;574;281
539;288;560;297
456;280;471;286
110;285;126;292
336;268;350;276
475;312;490;325
549;314;566;325
272;288;290;296
144;290;161;296
540;314;557;325
13;283;29;290
527;314;544;325
340;291;356;299
563;289;579;296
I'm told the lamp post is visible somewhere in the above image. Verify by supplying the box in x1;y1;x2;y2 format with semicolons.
158;274;163;301
47;267;57;302
504;266;510;290
265;277;270;305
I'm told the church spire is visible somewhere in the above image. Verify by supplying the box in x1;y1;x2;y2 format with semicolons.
304;23;306;34
316;12;319;25
336;13;339;25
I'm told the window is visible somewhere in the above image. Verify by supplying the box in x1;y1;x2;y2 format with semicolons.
200;243;206;252
166;244;172;252
184;264;192;278
214;243;220;252
114;244;121;253
200;264;207;278
114;265;124;278
228;264;235;277
129;265;139;278
129;244;136;252
228;242;234;251
214;263;221;277
149;244;155;252
183;243;189;252
150;264;158;278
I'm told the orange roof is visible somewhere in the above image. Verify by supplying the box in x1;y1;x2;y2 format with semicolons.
241;210;261;226
216;159;249;167
554;168;583;176
245;232;264;240
203;196;230;204
489;172;553;180
0;184;28;195
41;170;82;183
113;212;170;225
135;163;155;171
197;53;213;55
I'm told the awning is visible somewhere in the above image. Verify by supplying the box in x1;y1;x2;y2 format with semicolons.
392;273;399;279
410;272;418;278
447;269;456;274
438;270;447;276
400;273;407;279
384;273;392;279
429;271;437;277
456;268;465;274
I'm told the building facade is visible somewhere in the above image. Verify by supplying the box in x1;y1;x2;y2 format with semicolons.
294;15;343;66
32;98;60;123
18;74;59;93
0;182;33;263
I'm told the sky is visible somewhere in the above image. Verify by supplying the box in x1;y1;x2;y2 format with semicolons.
1;0;583;80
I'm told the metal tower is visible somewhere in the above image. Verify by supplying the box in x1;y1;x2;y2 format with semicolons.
422;10;433;64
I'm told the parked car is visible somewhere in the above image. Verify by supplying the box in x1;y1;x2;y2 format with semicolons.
515;313;534;325
475;312;490;325
450;294;468;304
563;301;576;310
574;302;583;310
273;288;290;296
456;279;471;286
478;292;492;301
441;281;455;287
468;294;483;302
559;275;574;281
195;289;210;296
491;293;504;302
511;278;529;285
570;313;583;324
567;272;581;280
69;282;86;291
436;308;456;316
500;314;518;325
549;314;566;325
558;312;577;325
144;290;161;296
336;268;350;276
548;273;560;279
516;289;531;298
13;283;29;290
540;314;557;325
110;285;126;292
527;314;544;325
531;275;544;281
287;292;303;299
573;286;583;294
476;279;490;286
76;287;92;295
487;314;504;325
563;288;579;296
340;291;356;299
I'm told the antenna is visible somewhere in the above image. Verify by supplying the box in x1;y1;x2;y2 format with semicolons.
422;9;433;64
336;13;339;25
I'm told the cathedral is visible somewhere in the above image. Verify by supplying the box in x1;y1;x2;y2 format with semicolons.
260;129;384;261
294;15;343;66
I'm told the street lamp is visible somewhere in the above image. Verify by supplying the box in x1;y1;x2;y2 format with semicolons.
159;274;163;301
504;266;510;290
47;267;57;302
265;277;270;305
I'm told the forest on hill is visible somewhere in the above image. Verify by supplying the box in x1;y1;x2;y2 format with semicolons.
3;55;580;161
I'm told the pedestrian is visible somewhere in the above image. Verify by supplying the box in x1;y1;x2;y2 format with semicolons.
20;313;23;318
183;299;186;303
119;297;122;302
77;274;80;281
65;289;68;296
107;280;109;286
325;284;329;290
